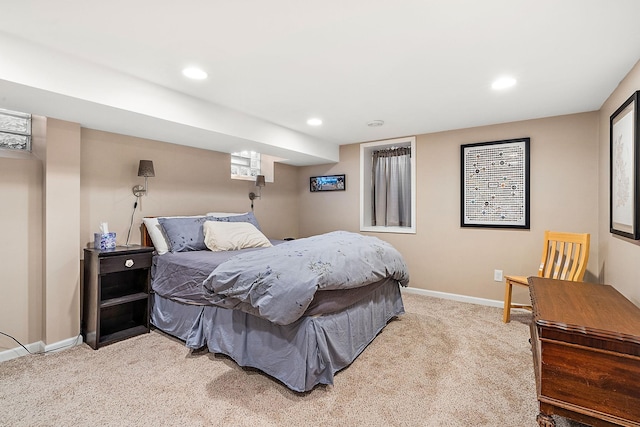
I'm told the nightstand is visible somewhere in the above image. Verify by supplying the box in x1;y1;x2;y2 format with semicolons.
82;245;154;349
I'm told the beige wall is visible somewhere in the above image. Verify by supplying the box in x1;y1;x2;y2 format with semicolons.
598;60;640;305
42;119;82;344
300;112;600;304
80;129;299;248
0;116;82;351
0;152;42;350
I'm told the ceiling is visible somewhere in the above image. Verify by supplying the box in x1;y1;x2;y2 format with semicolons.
1;0;639;165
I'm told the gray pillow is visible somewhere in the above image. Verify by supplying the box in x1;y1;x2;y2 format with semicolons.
158;216;208;252
210;211;262;230
159;212;263;252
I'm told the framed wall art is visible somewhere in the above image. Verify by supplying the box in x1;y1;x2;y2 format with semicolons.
461;138;530;228
610;90;640;240
310;174;346;192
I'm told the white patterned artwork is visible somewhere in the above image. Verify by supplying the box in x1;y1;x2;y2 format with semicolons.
461;138;529;228
610;91;639;239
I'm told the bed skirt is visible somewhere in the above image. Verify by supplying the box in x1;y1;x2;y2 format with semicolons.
150;278;405;392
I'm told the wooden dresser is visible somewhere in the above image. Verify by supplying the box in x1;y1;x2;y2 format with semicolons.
528;277;640;427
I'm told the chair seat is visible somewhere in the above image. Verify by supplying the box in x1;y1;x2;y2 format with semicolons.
504;275;528;286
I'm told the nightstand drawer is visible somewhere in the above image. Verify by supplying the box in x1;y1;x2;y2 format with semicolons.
100;253;152;274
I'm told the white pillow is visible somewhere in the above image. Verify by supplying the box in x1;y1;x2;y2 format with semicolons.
203;221;272;252
206;212;247;217
142;216;204;255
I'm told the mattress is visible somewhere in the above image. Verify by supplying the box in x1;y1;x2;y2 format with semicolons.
151;240;285;304
152;244;392;317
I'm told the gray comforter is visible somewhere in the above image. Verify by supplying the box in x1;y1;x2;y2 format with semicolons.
202;231;409;325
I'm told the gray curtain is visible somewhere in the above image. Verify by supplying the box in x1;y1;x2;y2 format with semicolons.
372;147;411;227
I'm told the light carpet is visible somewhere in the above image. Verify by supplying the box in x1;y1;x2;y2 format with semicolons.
0;292;583;426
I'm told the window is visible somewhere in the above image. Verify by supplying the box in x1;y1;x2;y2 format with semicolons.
231;151;280;184
360;136;416;234
231;150;261;180
0;108;31;151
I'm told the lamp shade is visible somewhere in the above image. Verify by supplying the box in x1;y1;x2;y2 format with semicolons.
137;160;155;177
255;174;266;187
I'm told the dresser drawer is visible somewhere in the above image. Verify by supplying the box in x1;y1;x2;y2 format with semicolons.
100;253;152;274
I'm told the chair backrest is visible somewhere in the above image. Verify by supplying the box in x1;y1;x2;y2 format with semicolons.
537;231;590;281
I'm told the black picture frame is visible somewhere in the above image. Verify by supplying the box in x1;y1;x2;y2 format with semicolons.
610;90;640;240
310;174;346;192
461;138;530;229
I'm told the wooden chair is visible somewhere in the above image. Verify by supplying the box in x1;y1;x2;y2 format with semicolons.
502;230;590;323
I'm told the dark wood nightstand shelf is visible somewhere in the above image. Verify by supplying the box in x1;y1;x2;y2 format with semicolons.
82;245;154;349
100;292;148;308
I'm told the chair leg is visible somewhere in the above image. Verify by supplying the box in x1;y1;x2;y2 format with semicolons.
503;279;513;323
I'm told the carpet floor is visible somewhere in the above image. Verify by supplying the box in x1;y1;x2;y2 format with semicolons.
0;292;584;426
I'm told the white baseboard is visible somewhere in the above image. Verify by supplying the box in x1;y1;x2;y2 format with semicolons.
402;286;505;308
0;334;83;363
45;334;83;353
0;340;44;363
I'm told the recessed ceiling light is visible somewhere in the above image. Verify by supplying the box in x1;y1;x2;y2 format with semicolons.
307;118;323;126
367;120;384;127
492;76;516;90
182;67;208;80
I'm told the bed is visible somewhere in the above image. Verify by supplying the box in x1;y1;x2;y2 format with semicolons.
142;212;409;392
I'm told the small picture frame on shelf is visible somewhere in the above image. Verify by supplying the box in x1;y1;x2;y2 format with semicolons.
310;174;346;192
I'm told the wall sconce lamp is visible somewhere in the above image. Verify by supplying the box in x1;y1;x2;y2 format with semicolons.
248;174;266;210
132;160;155;197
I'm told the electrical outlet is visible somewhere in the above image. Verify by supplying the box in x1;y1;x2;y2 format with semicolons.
494;269;503;282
